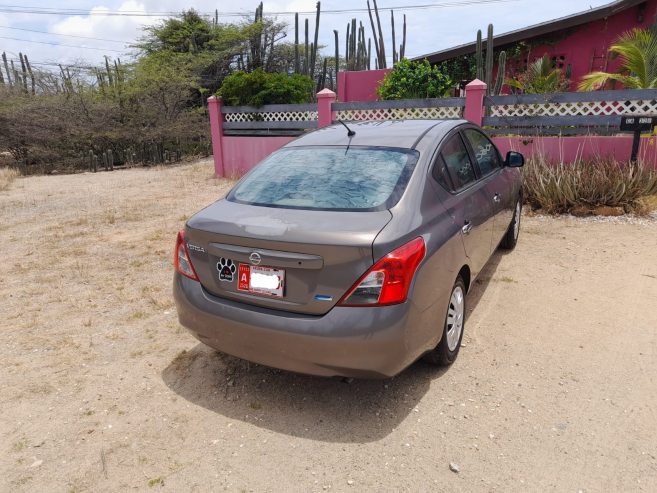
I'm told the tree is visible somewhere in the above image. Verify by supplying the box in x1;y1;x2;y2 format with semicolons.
506;55;570;94
578;28;657;90
377;59;452;100
134;9;251;104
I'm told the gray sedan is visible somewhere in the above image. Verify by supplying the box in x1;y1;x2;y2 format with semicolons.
173;120;524;378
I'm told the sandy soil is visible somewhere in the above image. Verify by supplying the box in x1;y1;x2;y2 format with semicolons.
1;161;656;493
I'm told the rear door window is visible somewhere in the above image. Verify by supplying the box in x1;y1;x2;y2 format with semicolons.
431;154;454;191
463;129;501;176
440;134;477;190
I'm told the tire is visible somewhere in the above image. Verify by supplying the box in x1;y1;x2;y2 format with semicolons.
499;199;522;250
425;276;466;366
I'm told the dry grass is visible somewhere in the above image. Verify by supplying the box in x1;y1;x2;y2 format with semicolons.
2;159;656;492
523;155;657;214
0;167;19;191
632;194;657;215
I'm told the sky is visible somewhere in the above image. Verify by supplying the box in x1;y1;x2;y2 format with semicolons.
0;0;613;71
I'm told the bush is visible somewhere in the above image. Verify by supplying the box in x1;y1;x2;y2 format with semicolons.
218;69;313;106
377;59;453;100
522;155;657;214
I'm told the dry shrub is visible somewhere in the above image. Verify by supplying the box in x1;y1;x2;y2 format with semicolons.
0;168;19;191
523;155;657;214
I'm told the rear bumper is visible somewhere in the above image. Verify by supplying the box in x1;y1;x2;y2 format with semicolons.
173;273;422;378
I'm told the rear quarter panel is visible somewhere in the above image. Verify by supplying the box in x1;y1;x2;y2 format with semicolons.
373;131;469;357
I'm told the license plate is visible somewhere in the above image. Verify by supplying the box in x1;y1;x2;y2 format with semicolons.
238;264;285;298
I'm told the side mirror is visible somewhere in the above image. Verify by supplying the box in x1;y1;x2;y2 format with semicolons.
505;151;525;168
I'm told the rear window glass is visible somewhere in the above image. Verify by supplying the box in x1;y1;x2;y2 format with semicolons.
228;146;419;211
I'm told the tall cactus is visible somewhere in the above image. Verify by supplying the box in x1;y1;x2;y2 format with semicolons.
304;18;309;76
24;54;35;95
310;2;321;79
493;51;506;95
485;24;494;90
391;10;397;64
366;1;381;70
400;14;406;60
475;30;483;80
372;0;386;68
333;29;339;90
2;52;11;86
474;24;506;95
294;13;300;74
19;52;28;93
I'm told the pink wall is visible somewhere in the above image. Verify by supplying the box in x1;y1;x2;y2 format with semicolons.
337;69;391;102
221;136;297;177
506;0;657;90
493;135;657;166
218;135;657;178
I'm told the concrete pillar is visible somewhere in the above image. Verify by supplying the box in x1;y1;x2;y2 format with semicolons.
317;89;337;128
207;95;225;177
463;79;487;126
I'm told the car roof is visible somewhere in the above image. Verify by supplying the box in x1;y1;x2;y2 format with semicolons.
286;120;467;150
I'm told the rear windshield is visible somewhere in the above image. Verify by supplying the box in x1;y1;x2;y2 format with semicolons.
227;146;419;211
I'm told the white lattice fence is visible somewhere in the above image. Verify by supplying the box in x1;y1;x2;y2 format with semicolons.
490;99;657;118
335;106;462;121
223;110;318;123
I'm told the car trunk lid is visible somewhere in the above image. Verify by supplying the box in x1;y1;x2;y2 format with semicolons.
184;199;392;315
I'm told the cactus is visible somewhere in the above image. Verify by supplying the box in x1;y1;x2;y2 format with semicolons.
304;18;309;76
475;30;483;80
317;57;328;92
372;0;386;68
367;38;372;69
366;2;381;70
19;53;28;93
493;51;506;96
2;52;11;86
333;29;339;90
11;60;20;89
474;24;506;96
104;56;113;87
24;55;35;95
400;15;406;60
294;13;300;74
310;2;321;79
391;10;397;64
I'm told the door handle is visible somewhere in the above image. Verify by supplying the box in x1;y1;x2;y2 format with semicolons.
462;221;473;235
493;193;501;203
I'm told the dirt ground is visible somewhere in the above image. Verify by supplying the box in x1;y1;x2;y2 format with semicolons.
1;160;656;493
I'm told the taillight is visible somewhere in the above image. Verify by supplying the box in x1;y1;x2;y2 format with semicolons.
339;237;426;306
174;230;199;281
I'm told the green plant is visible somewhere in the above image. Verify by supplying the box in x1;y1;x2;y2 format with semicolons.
474;24;507;96
377;58;452;100
579;28;657;90
507;55;570;94
522;154;657;214
218;69;313;106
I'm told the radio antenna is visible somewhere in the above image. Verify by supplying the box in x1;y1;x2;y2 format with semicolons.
337;120;356;137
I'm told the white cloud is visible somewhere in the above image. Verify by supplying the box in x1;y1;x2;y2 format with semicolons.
0;0;613;69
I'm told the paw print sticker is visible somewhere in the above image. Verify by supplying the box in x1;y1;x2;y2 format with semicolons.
217;258;236;282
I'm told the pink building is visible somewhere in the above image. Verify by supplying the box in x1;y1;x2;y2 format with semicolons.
417;0;657;91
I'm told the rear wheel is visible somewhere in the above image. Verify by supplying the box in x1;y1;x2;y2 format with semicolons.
500;199;522;250
425;276;466;366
